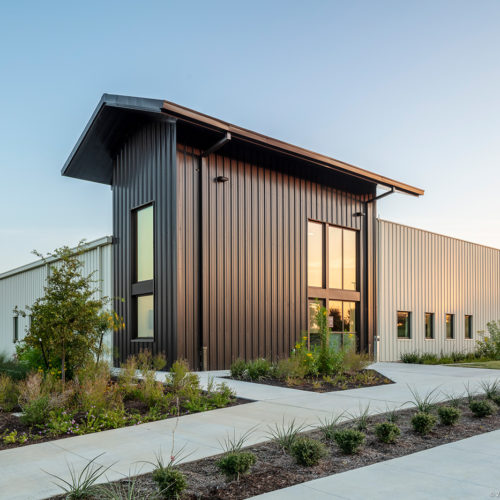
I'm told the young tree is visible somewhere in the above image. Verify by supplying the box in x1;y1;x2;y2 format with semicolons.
15;243;122;384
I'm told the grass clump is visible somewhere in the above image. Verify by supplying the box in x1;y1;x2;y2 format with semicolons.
411;411;436;435
469;400;495;418
0;373;19;411
266;418;307;453
406;386;439;413
229;359;247;379
333;429;365;454
217;452;256;482
437;406;461;426
246;359;272;380
290;436;327;466
374;421;401;444
318;412;344;441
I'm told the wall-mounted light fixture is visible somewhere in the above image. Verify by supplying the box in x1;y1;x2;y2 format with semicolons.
216;176;229;183
353;211;366;217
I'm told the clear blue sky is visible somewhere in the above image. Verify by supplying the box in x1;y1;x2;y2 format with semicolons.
1;0;499;272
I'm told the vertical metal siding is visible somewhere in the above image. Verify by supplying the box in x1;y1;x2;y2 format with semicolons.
377;219;500;361
113;119;177;366
0;240;112;357
176;143;374;369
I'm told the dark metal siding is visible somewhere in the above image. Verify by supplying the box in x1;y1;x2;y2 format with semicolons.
113;119;177;365
176;143;375;369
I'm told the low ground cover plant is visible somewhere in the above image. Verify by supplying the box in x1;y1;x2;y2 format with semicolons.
437;406;461;426
374;421;401;443
469;399;495;418
217;452;257;481
333;428;366;454
411;412;437;435
290;436;327;466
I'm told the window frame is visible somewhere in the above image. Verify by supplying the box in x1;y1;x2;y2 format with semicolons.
131;202;155;341
397;311;411;339
424;312;434;340
445;314;455;339
464;315;473;340
13;316;18;343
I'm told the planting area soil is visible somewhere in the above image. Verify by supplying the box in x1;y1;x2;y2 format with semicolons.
0;397;250;452
226;369;393;392
50;397;500;500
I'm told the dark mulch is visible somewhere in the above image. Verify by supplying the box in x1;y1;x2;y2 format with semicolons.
0;397;250;452
53;397;500;500
225;369;393;392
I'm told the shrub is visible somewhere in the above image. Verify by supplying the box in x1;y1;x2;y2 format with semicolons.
152;466;187;499
469;400;495;418
420;353;438;363
76;365;123;414
118;356;140;400
206;379;235;408
374;422;401;444
20;395;51;426
475;321;500;359
491;394;500;407
230;359;247;379
167;360;200;398
246;359;272;380
266;418;307;452
333;429;366;454
290;436;327;466
0;352;30;380
411;411;436;435
438;406;461;426
217;451;256;481
401;352;420;364
274;356;307;381
342;348;371;373
0;373;19;411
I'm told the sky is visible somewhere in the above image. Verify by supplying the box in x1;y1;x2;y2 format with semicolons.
0;0;499;272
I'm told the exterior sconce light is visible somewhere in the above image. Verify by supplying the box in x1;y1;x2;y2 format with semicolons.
216;176;229;183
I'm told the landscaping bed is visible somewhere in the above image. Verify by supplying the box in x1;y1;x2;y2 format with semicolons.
48;391;500;500
225;368;393;392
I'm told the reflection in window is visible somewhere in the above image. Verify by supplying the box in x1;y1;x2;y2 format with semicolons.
343;230;357;290
425;313;434;339
446;314;454;339
397;311;411;338
137;295;154;338
307;222;323;287
465;315;472;339
329;301;357;333
308;299;325;348
136;205;154;282
328;226;342;289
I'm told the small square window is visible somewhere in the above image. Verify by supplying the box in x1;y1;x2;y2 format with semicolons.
465;315;473;339
425;313;434;339
446;314;455;339
397;311;411;339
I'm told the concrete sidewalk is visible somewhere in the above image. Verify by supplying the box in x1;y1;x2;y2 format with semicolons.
250;429;500;500
0;362;498;500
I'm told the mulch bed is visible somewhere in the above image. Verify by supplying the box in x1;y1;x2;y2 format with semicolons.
51;397;500;499
225;369;393;392
0;396;250;452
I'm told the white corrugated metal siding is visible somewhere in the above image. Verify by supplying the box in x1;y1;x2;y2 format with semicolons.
0;238;113;358
377;220;500;361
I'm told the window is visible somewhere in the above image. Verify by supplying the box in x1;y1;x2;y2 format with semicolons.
425;313;434;339
13;316;18;343
465;315;473;339
307;221;323;287
397;311;411;338
446;314;454;339
132;204;154;339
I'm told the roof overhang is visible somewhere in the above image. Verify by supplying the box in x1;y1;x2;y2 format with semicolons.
62;93;424;196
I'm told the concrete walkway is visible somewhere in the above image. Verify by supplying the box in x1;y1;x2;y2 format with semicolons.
0;362;498;500
250;429;500;499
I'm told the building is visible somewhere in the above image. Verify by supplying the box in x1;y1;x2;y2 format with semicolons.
1;94;499;368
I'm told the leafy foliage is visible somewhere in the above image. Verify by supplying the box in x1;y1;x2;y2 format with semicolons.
333;429;366;454
469;400;495;418
411;412;436;435
152;467;187;499
290;436;327;466
374;421;401;444
437;406;461;426
0;373;19;411
476;321;500;359
217;452;256;481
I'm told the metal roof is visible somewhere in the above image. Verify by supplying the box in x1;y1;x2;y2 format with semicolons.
62;94;424;196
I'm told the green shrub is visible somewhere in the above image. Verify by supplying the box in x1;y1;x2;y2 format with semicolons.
401;352;420;364
230;359;247;379
469;400;495;418
333;429;366;454
206;380;235;408
0;373;19;411
20;395;50;426
0;352;31;380
167;360;200;398
290;436;327;466
374;422;401;444
475;321;500;359
217;451;256;481
438;406;461;426
420;353;438;363
274;356;307;380
491;394;500;407
246;359;272;380
411;411;436;435
152;466;187;499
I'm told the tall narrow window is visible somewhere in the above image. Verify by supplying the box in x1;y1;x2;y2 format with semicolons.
13;316;18;343
343;229;357;290
132;204;154;339
328;227;357;290
308;221;323;287
425;313;434;339
446;314;454;339
328;226;342;289
397;311;411;338
465;315;473;339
